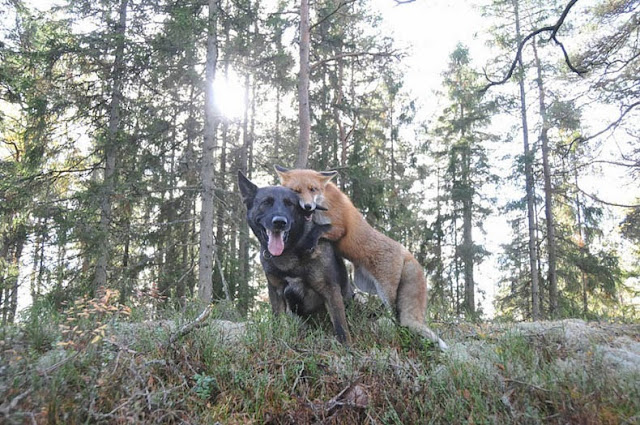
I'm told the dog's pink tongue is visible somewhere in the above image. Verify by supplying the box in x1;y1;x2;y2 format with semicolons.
267;230;285;256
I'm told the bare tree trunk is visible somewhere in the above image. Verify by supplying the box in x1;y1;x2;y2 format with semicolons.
237;73;252;315
514;0;541;321
274;86;281;169
333;57;347;169
574;163;588;316
295;0;311;168
94;0;128;292
198;0;220;303
461;144;475;317
453;216;461;316
213;18;231;301
7;228;26;324
532;38;558;318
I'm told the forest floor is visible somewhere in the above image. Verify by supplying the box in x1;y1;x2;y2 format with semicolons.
1;297;639;424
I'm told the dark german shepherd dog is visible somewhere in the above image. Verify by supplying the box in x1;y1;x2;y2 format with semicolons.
238;171;353;344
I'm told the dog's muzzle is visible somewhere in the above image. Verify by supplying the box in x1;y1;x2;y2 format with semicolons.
265;216;289;256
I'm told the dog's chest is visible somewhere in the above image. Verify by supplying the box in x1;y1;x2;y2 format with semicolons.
261;252;308;278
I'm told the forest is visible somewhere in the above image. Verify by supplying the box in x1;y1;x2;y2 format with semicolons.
1;0;639;422
1;0;637;324
0;0;640;324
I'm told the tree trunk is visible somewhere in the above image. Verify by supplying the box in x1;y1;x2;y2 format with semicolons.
574;163;588;316
333;57;347;169
461;144;475;317
6;226;26;324
274;86;281;170
213;21;231;301
295;0;311;168
532;38;558;318
198;0;220;303
237;73;252;315
94;0;128;292
514;0;541;321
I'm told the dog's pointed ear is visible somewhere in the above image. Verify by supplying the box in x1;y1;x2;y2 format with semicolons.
237;171;258;206
318;170;338;185
274;164;289;182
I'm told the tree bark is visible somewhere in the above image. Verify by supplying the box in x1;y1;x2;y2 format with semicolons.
295;0;311;168
198;0;220;304
461;143;475;317
514;0;541;321
94;0;128;292
574;162;588;316
532;38;558;318
237;73;252;315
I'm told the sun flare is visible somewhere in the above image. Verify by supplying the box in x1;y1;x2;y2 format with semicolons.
213;70;246;120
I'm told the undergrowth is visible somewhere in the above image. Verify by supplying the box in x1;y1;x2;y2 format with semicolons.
1;295;638;424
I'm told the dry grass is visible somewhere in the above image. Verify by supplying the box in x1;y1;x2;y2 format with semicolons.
1;298;639;424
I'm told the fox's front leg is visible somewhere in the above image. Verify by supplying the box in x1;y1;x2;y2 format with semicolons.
314;210;346;242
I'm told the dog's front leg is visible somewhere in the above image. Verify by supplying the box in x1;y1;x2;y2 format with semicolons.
319;281;352;345
266;274;286;315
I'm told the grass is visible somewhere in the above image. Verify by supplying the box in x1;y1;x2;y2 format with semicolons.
1;296;638;424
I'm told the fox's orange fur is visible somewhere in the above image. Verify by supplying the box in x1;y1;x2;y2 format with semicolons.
276;166;447;350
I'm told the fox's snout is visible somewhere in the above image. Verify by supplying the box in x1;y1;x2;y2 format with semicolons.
300;199;316;211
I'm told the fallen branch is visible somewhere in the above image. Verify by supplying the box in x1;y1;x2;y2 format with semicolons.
168;304;214;345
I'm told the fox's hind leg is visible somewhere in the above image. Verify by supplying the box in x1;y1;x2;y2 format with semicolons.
396;257;448;350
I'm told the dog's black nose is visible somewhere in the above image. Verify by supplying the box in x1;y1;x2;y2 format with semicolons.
272;216;288;229
303;203;314;211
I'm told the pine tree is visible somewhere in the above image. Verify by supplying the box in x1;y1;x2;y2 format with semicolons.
432;44;498;319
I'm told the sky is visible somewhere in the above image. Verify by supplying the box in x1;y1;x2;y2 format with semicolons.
371;0;492;117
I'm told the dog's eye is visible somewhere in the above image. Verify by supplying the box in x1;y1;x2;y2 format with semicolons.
283;198;294;207
293;189;301;194
261;198;274;208
309;187;316;193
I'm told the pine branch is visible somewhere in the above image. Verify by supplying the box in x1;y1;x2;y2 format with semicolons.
310;50;401;72
562;101;640;154
482;0;586;92
311;0;356;31
575;182;640;208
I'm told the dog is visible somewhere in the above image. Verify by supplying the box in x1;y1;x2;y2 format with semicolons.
238;171;353;344
276;165;448;350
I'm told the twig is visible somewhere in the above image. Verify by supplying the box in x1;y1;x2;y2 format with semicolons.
168;304;214;345
311;0;356;31
37;351;80;376
575;183;640;208
214;249;231;302
563;101;640;153
505;378;551;393
0;389;32;414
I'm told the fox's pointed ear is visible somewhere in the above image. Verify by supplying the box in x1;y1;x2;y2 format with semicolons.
274;164;290;182
237;171;258;206
318;170;338;185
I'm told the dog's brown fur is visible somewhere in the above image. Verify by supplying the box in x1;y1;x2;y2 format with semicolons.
276;166;447;350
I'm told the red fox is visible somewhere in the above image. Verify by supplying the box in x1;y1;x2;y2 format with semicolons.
276;165;448;350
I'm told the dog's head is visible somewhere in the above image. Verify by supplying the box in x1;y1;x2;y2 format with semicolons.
238;171;307;257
